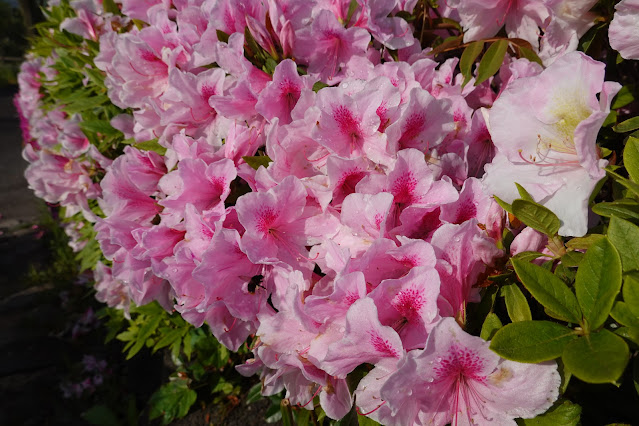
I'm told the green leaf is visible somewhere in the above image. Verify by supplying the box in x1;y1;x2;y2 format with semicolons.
102;0;120;14
79;120;119;136
560;251;583;268
512;199;561;236
501;283;532;322
614;116;639;133
614;326;639;346
153;328;184;353
612;85;635;109
127;314;162;359
242;155;272;170
265;399;283;423
345;0;359;25
606;167;639;198
515;183;534;201
611;301;639;328
512;258;582;324
82;404;120;426
574;236;622;331
148;380;197;424
624;137;639;182
312;81;329;92
562;329;630;384
592;199;639;221
517;45;543;66
334;403;358;426
493;195;513;214
246;383;264;404
358;415;382;425
518;399;581;426
512;251;546;263
216;30;230;43
480;312;502;340
608;216;639;272
294;408;311;426
579;23;605;53
565;234;604;251
624;273;639;316
132;139;166;155
459;40;484;87
475;40;509;86
634;357;639;397
490;321;576;363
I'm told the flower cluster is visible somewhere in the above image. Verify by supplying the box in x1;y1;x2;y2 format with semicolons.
17;0;635;424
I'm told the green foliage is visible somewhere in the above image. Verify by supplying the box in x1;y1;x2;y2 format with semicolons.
574;237;622;332
490;321;577;363
148;379;198;425
512;259;582;324
501;283;532;322
511;199;561;237
475;40;509;86
517;399;581;426
562;329;629;384
243;154;273;170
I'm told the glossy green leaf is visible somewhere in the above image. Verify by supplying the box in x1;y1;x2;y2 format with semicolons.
242;155;272;170
614;116;639;133
624;137;639;183
512;258;582;324
560;251;583;268
518;399;581;426
148;380;197;424
460;41;484;87
512;199;561;236
565;234;604;251
480;312;502;340
79;120;119;136
512;251;546;263
501;283;532;322
562;329;630;384
611;301;639;328
475;40;509;86
490;321;576;363
614;326;639;346
612;85;635;109
623;273;639;316
246;383;264;404
493;195;513;214
517;45;543;66
606;168;639;198
574;237;622;331
608;216;639;272
515;183;534;201
592;199;639;221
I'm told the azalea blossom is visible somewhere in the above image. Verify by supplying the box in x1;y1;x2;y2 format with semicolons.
482;51;621;236
376;317;560;425
609;0;639;60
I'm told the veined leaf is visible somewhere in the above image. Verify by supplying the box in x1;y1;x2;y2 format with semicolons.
574;237;622;331
624;136;639;182
501;283;532;322
459;41;484;87
608;216;639;272
562;329;629;384
512;199;560;236
512;258;582;324
475;40;509;86
490;321;576;363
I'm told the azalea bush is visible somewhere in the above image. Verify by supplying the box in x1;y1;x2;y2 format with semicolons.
16;0;639;424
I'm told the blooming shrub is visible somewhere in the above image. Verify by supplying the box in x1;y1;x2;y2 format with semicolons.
16;0;639;424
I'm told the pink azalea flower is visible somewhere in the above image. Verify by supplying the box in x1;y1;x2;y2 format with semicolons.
482;51;621;236
447;0;550;49
378;317;560;426
609;0;639;60
255;59;312;125
295;10;371;81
